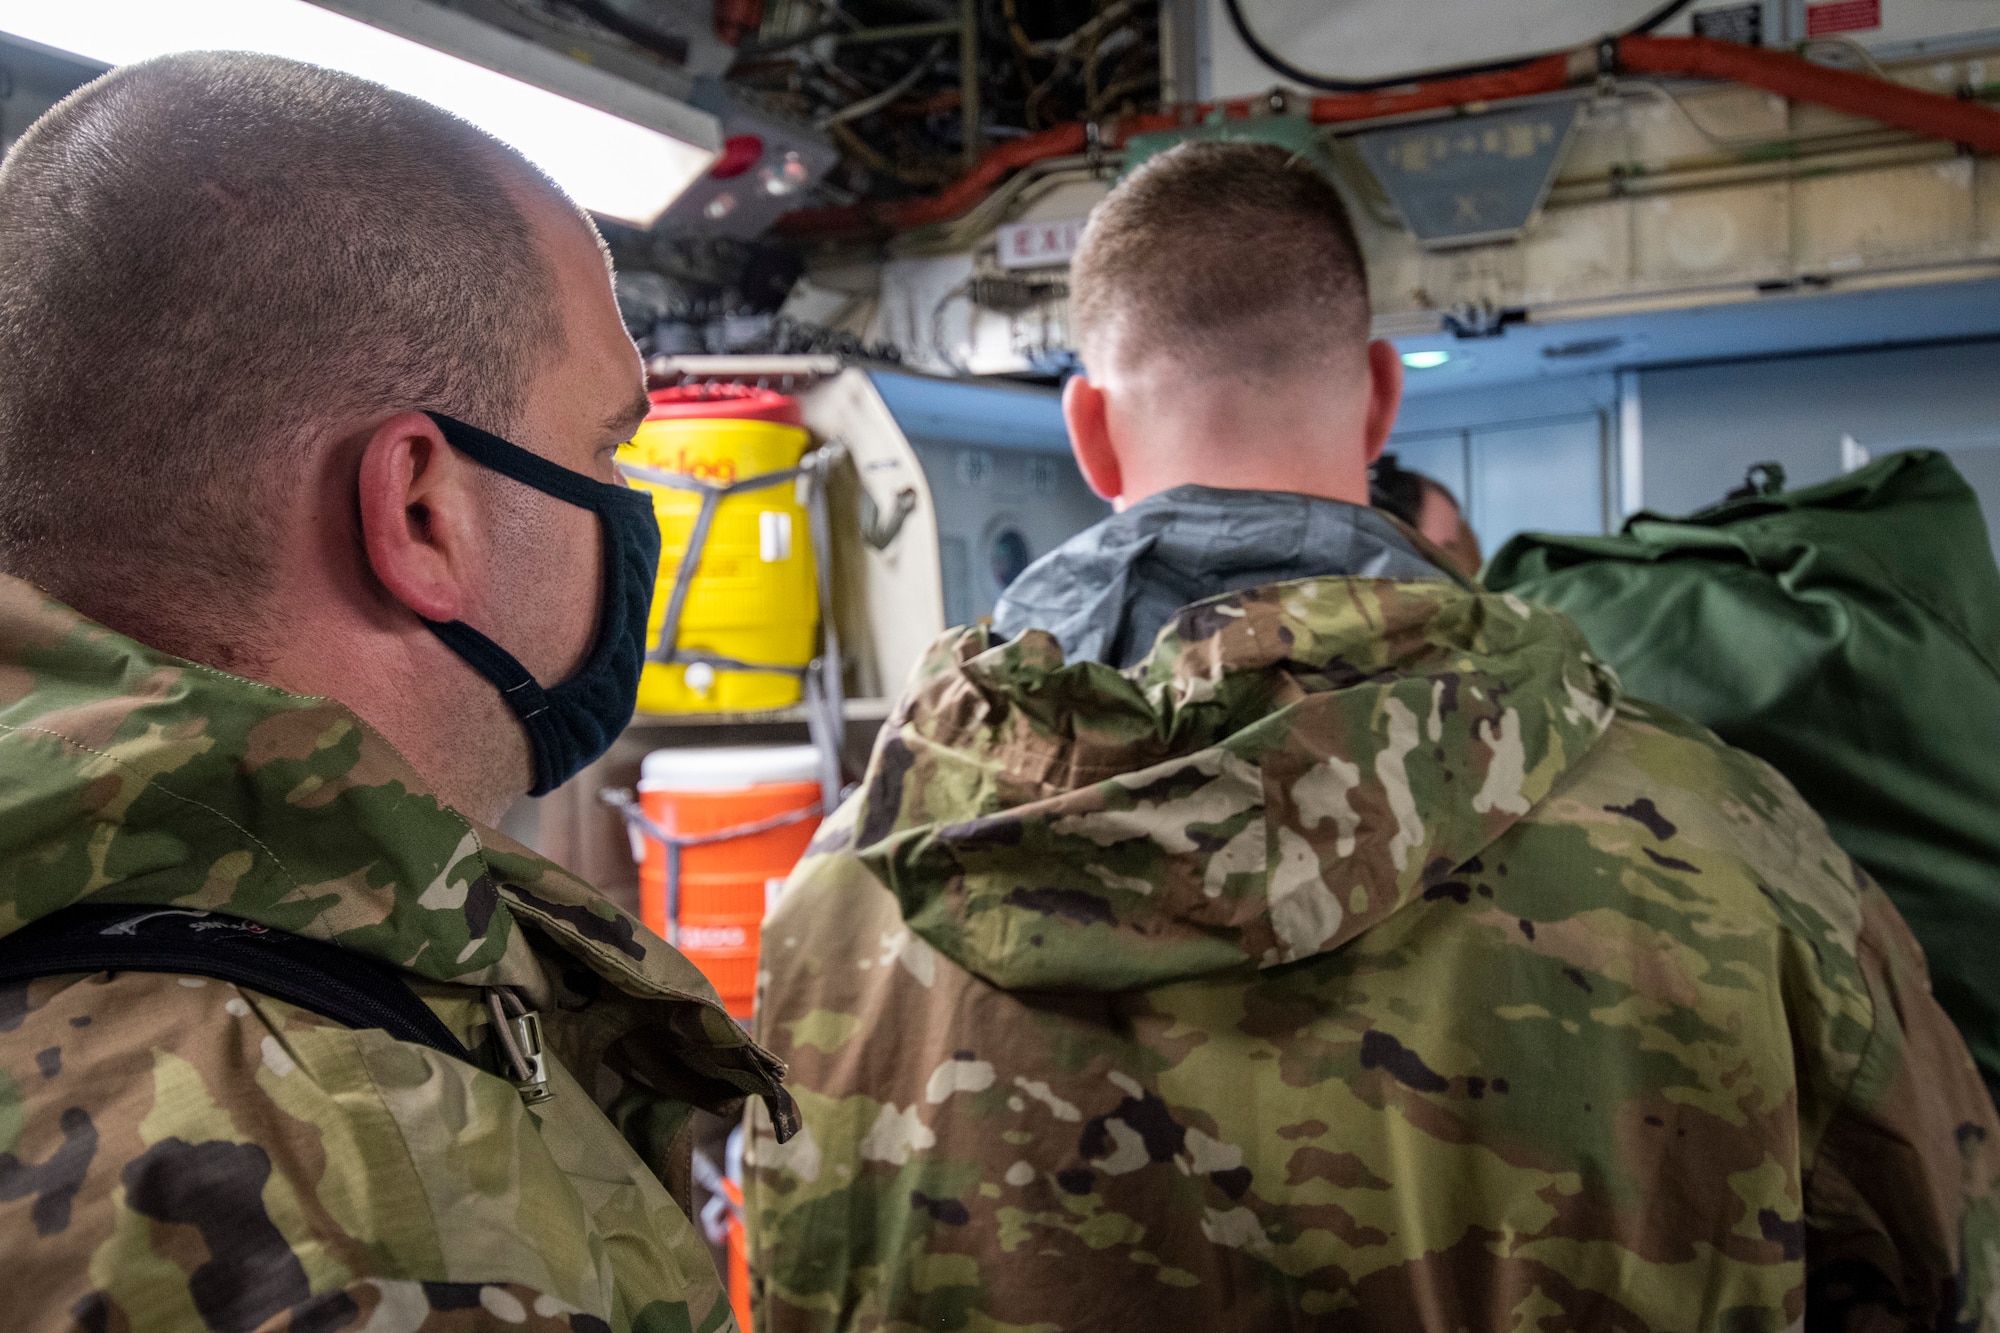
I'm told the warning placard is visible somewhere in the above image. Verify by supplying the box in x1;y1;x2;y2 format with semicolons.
1805;0;1881;36
1694;3;1763;45
996;218;1085;270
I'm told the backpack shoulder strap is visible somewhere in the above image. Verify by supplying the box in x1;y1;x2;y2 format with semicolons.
0;904;472;1062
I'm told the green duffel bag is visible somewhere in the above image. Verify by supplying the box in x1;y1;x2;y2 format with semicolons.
1486;450;2000;1098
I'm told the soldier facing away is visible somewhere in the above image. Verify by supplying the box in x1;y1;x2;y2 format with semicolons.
747;142;2000;1330
0;54;792;1331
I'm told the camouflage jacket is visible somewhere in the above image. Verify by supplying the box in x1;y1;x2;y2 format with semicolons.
748;576;2000;1332
0;575;795;1333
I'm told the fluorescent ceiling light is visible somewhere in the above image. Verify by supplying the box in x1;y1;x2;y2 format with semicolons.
0;0;719;226
1401;350;1453;370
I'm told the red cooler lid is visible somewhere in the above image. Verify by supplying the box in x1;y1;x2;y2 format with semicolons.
646;383;803;427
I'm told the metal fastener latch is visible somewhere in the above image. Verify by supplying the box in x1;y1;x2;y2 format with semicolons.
487;988;554;1105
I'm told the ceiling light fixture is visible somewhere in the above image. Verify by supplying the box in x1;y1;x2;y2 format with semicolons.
1401;350;1453;370
0;0;721;227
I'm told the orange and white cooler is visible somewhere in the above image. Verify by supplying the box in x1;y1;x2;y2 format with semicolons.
635;745;822;1019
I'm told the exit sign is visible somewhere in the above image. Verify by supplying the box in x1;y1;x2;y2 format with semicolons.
1806;0;1881;36
996;218;1084;270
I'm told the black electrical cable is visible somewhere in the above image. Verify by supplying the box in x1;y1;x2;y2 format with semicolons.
1218;0;1697;94
736;21;845;57
561;0;693;66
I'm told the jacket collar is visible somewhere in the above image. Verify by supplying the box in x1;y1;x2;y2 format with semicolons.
991;484;1449;667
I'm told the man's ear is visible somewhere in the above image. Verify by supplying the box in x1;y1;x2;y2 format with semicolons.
356;411;486;625
1063;374;1123;503
1362;340;1406;464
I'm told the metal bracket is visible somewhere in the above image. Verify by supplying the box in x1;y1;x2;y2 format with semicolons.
1442;300;1528;339
860;486;919;550
1725;461;1788;501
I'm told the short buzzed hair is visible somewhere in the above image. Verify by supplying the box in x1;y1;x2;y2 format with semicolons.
1068;141;1370;377
0;52;577;653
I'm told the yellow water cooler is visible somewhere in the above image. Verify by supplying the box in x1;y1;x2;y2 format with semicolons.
621;384;819;713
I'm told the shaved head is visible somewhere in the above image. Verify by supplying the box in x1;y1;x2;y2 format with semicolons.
0;51;590;666
1057;141;1402;514
1069;141;1372;380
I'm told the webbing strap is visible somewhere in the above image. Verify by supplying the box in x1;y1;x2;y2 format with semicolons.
618;444;850;807
601;791;823;948
0;905;472;1061
620;448;848;800
617;462;810;672
803;454;847;809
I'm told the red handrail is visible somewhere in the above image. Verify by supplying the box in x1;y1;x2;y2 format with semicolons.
777;34;2000;237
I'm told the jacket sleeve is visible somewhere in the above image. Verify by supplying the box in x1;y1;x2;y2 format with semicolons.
1803;882;2000;1331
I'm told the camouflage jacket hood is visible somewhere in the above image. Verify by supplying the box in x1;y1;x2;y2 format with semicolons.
838;575;1619;992
0;575;788;1122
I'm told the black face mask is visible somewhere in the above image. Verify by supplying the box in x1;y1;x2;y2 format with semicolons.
420;412;662;797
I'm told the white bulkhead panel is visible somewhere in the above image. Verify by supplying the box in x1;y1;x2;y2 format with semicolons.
1201;0;2000;103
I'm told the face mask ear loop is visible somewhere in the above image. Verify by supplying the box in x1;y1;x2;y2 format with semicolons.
422;617;565;794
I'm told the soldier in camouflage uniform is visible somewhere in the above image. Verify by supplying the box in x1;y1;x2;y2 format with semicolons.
0;583;790;1331
747;143;2000;1328
0;54;792;1332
